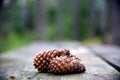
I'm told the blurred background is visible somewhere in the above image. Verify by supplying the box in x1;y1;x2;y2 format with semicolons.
0;0;120;53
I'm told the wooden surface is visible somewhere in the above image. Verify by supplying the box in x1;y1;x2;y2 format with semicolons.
0;42;120;80
91;45;120;72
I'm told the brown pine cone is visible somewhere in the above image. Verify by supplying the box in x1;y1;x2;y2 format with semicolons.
33;49;70;71
49;56;86;74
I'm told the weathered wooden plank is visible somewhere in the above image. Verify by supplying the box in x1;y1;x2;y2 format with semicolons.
0;42;76;80
0;42;120;80
62;47;120;80
91;45;120;72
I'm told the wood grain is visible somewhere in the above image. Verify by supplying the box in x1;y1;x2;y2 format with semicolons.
0;42;120;80
91;45;120;72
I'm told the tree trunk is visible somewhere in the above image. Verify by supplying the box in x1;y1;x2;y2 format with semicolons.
55;0;64;40
100;0;108;43
8;0;16;32
0;0;4;37
20;0;30;31
72;0;81;40
35;0;48;40
111;0;120;46
89;0;96;38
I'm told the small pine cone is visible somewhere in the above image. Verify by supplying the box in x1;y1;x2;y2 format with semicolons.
49;56;86;74
33;49;70;71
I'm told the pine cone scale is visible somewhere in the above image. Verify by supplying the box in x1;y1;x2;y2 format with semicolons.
33;49;86;74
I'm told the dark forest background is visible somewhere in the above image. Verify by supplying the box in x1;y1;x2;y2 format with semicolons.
0;0;120;53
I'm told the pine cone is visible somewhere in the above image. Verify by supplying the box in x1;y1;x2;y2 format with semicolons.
33;49;70;71
49;56;86;74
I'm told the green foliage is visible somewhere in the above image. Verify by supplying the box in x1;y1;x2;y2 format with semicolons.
0;0;36;53
48;6;56;24
0;0;104;53
46;25;56;40
80;0;89;40
0;32;35;53
64;14;72;40
83;37;101;45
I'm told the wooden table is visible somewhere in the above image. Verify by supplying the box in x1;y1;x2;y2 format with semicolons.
0;42;120;80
